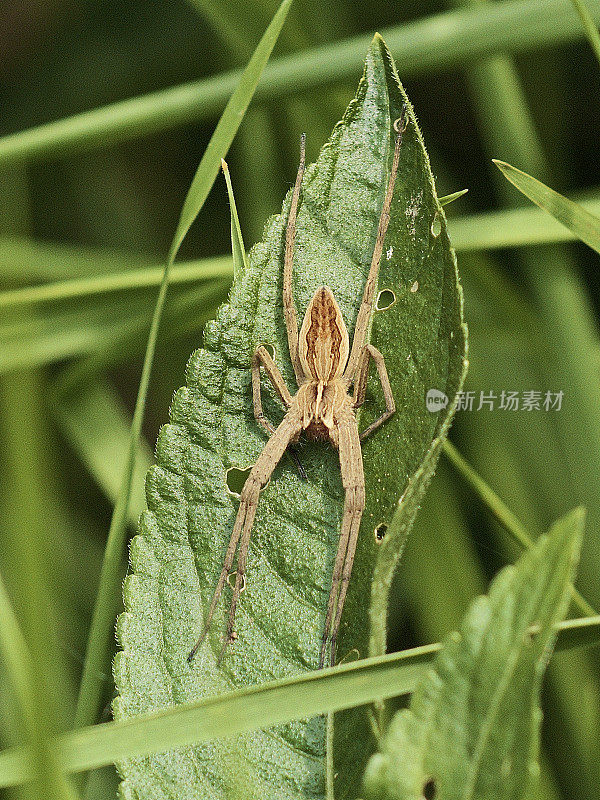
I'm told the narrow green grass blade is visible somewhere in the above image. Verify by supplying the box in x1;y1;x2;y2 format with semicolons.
0;570;33;731
569;0;600;66
363;508;585;800
443;440;596;616
0;614;598;789
74;0;294;733
0;238;156;284
0;256;232;309
494;160;600;254
449;193;600;250
0;370;79;800
167;0;293;262
0;282;228;375
0;166;78;800
50;283;228;396
1;0;600;165
221;158;249;281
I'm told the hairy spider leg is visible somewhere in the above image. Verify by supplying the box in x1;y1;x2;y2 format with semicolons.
187;408;302;663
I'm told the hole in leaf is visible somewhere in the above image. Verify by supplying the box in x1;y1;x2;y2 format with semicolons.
375;289;396;311
430;212;442;237
227;572;246;592
226;466;251;496
374;523;388;542
422;777;437;800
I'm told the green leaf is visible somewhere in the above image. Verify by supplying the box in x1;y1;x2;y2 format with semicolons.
114;35;466;800
363;507;585;800
494;160;600;254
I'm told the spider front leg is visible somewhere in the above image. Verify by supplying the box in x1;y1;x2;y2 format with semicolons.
187;408;302;664
353;344;396;441
252;345;293;435
252;345;307;479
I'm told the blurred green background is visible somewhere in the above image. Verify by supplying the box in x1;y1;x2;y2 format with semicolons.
2;0;600;798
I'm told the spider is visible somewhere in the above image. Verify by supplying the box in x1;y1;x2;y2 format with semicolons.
188;111;406;669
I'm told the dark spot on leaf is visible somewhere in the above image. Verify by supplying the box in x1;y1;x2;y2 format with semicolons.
226;466;251;495
422;777;437;799
374;523;388;542
376;289;396;311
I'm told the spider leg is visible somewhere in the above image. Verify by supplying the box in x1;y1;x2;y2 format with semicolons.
252;345;306;479
188;407;302;664
344;111;407;383
318;497;353;669
283;133;306;385
319;412;365;668
353;344;395;441
252;345;293;436
352;345;371;409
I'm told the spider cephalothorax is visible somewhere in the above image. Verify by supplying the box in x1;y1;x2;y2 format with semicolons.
188;112;406;669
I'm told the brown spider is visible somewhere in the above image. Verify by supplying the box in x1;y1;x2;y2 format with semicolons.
188;112;406;669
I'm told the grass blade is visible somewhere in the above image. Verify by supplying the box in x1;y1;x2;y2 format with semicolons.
439;188;469;206
1;0;600;165
569;0;600;66
0;256;232;309
53;380;153;527
443;440;596;616
448;193;600;250
73;0;294;732
0;614;599;788
221;158;249;280
0;570;32;733
494;159;600;253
